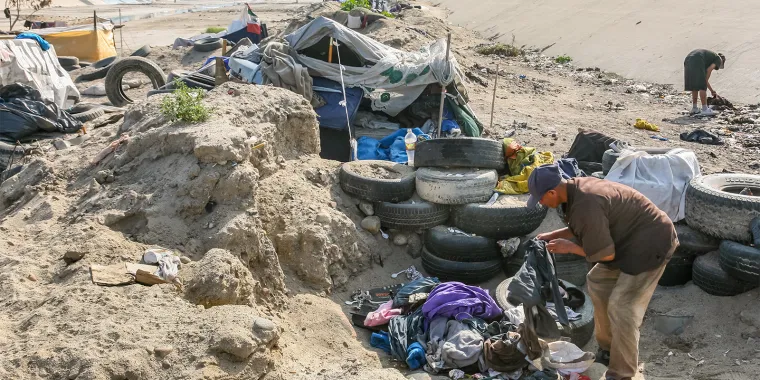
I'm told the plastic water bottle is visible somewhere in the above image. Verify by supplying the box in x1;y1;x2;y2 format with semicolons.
404;129;416;166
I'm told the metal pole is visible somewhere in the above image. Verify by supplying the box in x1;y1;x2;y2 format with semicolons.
490;63;499;129
435;33;452;137
119;8;124;57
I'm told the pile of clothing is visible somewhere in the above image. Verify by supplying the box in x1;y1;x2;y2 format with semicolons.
495;138;585;195
363;269;587;379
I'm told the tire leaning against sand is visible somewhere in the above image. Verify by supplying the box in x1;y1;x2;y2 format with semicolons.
685;174;760;242
71;107;105;122
658;248;697;287
495;277;594;347
415;167;497;205
452;196;548;239
413;137;505;170
423;225;499;262
374;200;449;231
675;224;719;254
105;57;167;107
57;56;79;66
92;56;117;69
420;247;501;283
692;251;757;296
339;160;416;203
76;64;115;82
719;240;760;284
130;44;151;57
194;37;223;52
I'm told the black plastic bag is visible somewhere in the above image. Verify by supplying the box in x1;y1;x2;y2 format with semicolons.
0;83;82;143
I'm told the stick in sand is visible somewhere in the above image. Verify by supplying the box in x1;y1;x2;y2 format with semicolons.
490;63;499;130
435;33;452;138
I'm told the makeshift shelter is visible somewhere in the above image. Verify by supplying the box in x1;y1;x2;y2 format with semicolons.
0;39;79;107
231;16;482;161
31;20;117;62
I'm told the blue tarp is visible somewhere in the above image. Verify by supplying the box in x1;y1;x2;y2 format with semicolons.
357;128;429;163
313;77;363;130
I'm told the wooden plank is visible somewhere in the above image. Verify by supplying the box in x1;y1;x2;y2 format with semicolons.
135;269;168;286
90;263;133;286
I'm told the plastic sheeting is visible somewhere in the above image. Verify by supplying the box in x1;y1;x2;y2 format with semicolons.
32;21;117;62
0;39;79;108
0;83;82;143
284;17;463;116
605;149;700;222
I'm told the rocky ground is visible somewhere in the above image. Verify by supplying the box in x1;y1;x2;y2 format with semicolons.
1;1;759;379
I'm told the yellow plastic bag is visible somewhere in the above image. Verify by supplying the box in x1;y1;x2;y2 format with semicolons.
634;118;660;132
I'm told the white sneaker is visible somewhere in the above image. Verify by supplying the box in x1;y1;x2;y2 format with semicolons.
690;106;700;115
700;108;717;116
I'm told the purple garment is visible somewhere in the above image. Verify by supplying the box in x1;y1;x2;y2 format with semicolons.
422;282;503;326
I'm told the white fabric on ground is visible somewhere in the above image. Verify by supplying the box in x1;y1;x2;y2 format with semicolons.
605;148;700;222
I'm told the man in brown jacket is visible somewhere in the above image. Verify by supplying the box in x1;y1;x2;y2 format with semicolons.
526;163;678;380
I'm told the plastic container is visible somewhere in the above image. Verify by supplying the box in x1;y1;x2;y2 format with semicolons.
404;129;416;166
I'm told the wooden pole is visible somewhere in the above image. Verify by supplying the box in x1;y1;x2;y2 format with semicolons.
435;33;452;137
93;11;97;31
222;39;227;56
119;8;124;57
490;63;499;129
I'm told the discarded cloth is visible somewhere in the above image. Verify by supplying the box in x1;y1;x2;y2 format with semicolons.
0;83;82;143
566;128;619;164
406;342;425;370
556;158;585;179
508;239;569;325
370;331;391;354
546;302;582;322
482;332;527;372
421;282;502;326
503;306;526;326
634;118;659;132
258;39;318;107
157;255;180;281
388;309;425;361
425;317;484;371
392;276;440;308
605;148;701;221
364;300;402;327
679;129;723;145
15;33;50;51
495;149;554;194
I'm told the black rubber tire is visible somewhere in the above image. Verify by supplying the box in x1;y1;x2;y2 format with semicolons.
57;56;79;66
339;160;416;203
591;171;605;179
0;141;24;172
79;61;91;68
692;251;757;296
92;56;117;69
179;77;214;91
685;174;760;242
556;258;589;286
63;64;81;71
194;37;223;53
68;103;102;114
130;44;151;57
72;107;105;122
185;72;215;86
452;196;548;239
374;199;450;231
413;138;505;170
421;247;501;283
658;249;697;286
423;226;499;262
494;278;595;347
719;240;760;284
76;64;114;82
105;57;167;107
675;224;719;254
415;167;497;205
752;217;760;247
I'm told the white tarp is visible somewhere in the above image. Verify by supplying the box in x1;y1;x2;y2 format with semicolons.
0;39;79;107
284;17;462;116
605;149;701;222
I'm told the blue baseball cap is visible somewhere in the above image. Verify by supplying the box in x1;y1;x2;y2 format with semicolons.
527;163;563;208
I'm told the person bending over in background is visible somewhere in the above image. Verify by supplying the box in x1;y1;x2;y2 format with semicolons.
684;49;725;116
526;163;678;380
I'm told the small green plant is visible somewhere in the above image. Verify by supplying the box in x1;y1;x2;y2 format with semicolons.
476;43;523;57
160;80;210;123
555;55;573;64
204;26;226;33
381;11;395;18
340;0;371;11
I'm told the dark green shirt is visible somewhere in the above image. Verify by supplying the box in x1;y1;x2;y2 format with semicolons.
687;49;722;71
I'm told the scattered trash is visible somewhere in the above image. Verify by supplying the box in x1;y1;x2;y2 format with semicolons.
680;129;723;145
650;135;668;141
390;265;422;280
634;118;660;132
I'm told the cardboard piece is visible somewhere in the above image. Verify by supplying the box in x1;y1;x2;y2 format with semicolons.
90;264;133;286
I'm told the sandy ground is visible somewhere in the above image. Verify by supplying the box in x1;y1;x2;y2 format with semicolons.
433;0;760;104
2;1;760;379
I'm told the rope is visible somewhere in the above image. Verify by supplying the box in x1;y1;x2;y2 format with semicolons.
332;39;356;161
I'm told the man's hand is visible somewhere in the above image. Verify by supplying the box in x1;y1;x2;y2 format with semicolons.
536;227;573;241
711;90;719;98
546;238;585;257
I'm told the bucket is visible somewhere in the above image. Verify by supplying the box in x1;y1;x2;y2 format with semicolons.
347;14;362;29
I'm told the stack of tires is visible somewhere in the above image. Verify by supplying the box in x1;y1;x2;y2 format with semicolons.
683;173;760;296
413;138;549;283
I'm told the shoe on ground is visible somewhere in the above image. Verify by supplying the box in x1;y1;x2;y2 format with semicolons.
690;106;700;115
595;348;611;366
700;108;717;116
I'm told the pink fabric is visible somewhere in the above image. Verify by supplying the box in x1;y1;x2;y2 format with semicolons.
363;300;402;327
